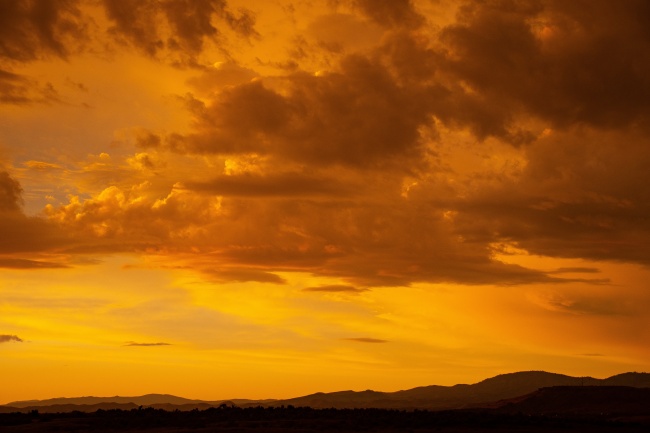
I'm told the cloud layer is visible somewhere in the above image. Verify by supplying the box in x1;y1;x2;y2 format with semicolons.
3;0;650;289
0;335;23;343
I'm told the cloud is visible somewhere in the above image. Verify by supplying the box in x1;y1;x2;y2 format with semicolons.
0;0;86;62
0;258;69;269
124;341;171;347
303;285;366;293
23;160;64;170
0;335;23;343
534;292;632;316
45;182;221;244
8;0;650;289
450;128;650;266
299;12;385;59
0;170;70;255
0;69;34;105
185;172;355;198
0;171;23;212
172;54;435;168
0;1;257;68
102;0;258;65
201;267;287;285
0;212;69;254
343;337;388;343
187;62;259;91
45;167;592;287
436;0;650;138
551;267;601;274
0;70;62;105
349;0;424;28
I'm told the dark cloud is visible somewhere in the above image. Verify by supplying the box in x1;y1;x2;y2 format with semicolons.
201;267;287;284
103;0;162;57
0;0;256;68
345;0;424;28
11;0;650;289
303;285;366;293
0;258;69;269
124;341;171;347
174;54;436;168
0;212;69;254
133;130;164;149
0;69;33;104
207;191;572;287
343;337;388;343
0;171;69;254
103;0;257;64
552;267;601;274
0;69;62;105
185;172;354;198
451;128;650;266
377;30;439;85
0;171;23;212
0;335;23;343
219;3;257;39
44;166;601;287
436;0;650;139
304;13;384;56
0;0;86;62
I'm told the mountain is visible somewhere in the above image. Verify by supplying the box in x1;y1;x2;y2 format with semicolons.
5;394;205;408
4;394;277;410
495;385;650;416
602;372;650;387
254;371;650;409
0;403;139;414
3;371;649;412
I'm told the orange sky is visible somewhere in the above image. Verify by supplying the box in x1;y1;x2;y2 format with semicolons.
1;0;650;404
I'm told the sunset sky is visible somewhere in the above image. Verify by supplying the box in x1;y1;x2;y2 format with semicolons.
1;0;650;404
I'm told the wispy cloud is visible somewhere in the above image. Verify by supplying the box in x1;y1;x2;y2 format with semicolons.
303;285;366;293
343;337;388;343
124;341;171;347
0;335;23;343
551;267;601;274
0;258;69;269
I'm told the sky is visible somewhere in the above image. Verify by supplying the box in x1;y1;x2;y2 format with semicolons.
1;0;650;404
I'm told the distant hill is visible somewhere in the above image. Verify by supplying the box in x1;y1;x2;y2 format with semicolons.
0;398;278;415
0;403;139;414
254;371;650;410
5;394;206;408
495;385;650;416
3;371;649;413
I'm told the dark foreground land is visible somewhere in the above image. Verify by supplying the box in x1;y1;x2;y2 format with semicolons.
2;406;649;433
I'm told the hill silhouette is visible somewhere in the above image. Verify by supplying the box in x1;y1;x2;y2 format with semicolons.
2;394;275;413
252;371;650;409
495;385;650;416
2;401;649;432
3;371;649;413
5;394;205;408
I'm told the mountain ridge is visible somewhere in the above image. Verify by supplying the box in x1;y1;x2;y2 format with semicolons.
494;385;650;416
256;371;650;410
4;371;649;412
